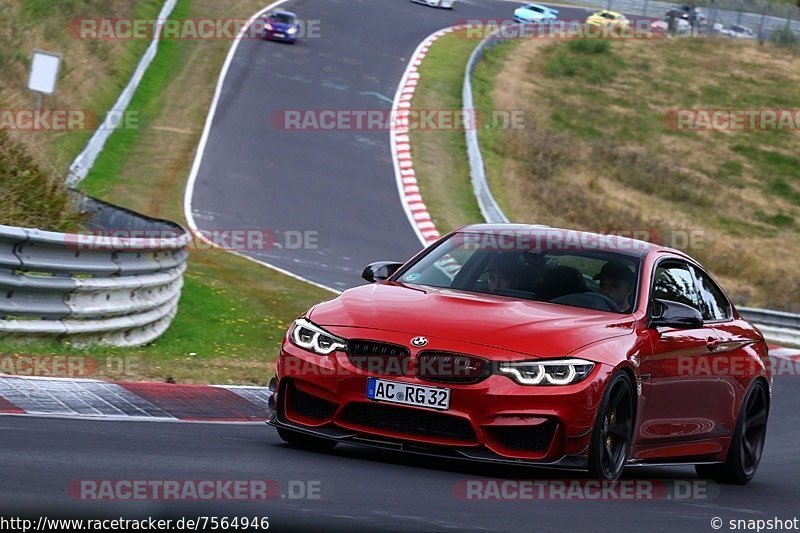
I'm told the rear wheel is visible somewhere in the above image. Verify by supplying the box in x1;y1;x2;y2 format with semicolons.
588;372;634;480
695;381;768;485
277;428;338;451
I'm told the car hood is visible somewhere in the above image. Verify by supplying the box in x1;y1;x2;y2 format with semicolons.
308;283;635;358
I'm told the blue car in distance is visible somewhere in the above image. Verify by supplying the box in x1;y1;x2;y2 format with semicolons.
262;10;300;43
513;3;559;23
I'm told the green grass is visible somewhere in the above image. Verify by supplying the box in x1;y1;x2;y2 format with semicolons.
2;0;334;383
65;0;332;383
81;0;189;196
52;0;166;165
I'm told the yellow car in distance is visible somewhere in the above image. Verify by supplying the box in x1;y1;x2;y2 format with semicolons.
585;9;631;33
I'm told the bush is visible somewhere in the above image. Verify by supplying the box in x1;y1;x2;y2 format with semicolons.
567;38;611;55
0;131;83;231
544;40;619;83
770;25;799;47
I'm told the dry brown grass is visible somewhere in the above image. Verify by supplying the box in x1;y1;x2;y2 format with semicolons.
0;0;160;173
481;37;800;311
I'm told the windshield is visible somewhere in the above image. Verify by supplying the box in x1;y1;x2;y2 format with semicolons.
395;231;643;314
270;13;295;24
526;5;544;12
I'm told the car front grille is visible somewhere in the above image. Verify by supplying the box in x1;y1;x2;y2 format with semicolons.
416;351;490;384
347;339;410;376
485;421;558;452
339;402;477;443
286;384;337;421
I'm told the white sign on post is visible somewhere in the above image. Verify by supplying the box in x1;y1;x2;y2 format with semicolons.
28;50;61;95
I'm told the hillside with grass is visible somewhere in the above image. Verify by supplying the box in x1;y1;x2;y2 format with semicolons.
480;37;800;311
410;33;799;311
0;0;163;229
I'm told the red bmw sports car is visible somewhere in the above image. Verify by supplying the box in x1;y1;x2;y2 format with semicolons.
267;224;771;483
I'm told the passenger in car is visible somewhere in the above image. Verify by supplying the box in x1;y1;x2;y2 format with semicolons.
595;261;636;313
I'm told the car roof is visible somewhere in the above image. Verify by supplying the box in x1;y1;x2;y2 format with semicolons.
523;3;548;9
269;10;296;17
455;224;666;259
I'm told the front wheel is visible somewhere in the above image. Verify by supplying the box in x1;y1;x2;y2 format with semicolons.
588;372;634;480
695;381;769;485
277;428;338;451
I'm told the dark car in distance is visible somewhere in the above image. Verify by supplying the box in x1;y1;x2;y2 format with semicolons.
263;10;300;43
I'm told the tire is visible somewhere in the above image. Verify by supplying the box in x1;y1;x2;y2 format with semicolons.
695;381;769;485
588;372;635;480
277;428;338;451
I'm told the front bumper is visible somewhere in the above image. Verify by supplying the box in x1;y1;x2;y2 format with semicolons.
263;30;296;41
267;333;613;466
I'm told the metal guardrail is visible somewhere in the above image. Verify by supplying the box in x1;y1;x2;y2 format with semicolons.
739;308;800;346
0;193;189;347
462;27;800;345
463;35;510;224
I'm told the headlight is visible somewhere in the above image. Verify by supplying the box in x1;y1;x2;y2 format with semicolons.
265;23;274;30
287;27;298;34
290;318;346;355
498;358;595;385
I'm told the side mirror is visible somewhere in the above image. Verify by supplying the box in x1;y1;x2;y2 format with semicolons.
362;261;403;283
649;298;704;329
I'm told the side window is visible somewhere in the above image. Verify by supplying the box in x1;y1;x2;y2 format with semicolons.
690;266;732;321
653;262;700;311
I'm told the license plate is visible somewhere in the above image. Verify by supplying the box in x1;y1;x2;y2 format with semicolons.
366;378;450;410
274;33;285;38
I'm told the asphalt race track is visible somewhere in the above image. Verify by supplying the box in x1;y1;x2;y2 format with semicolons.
1;376;798;531
189;0;587;291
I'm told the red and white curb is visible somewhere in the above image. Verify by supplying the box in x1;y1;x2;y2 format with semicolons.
391;25;467;278
0;375;269;422
391;25;467;249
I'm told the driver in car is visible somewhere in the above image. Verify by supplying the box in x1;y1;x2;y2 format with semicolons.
595;261;635;313
486;254;521;293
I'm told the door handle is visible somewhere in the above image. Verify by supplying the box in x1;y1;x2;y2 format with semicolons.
706;338;723;351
